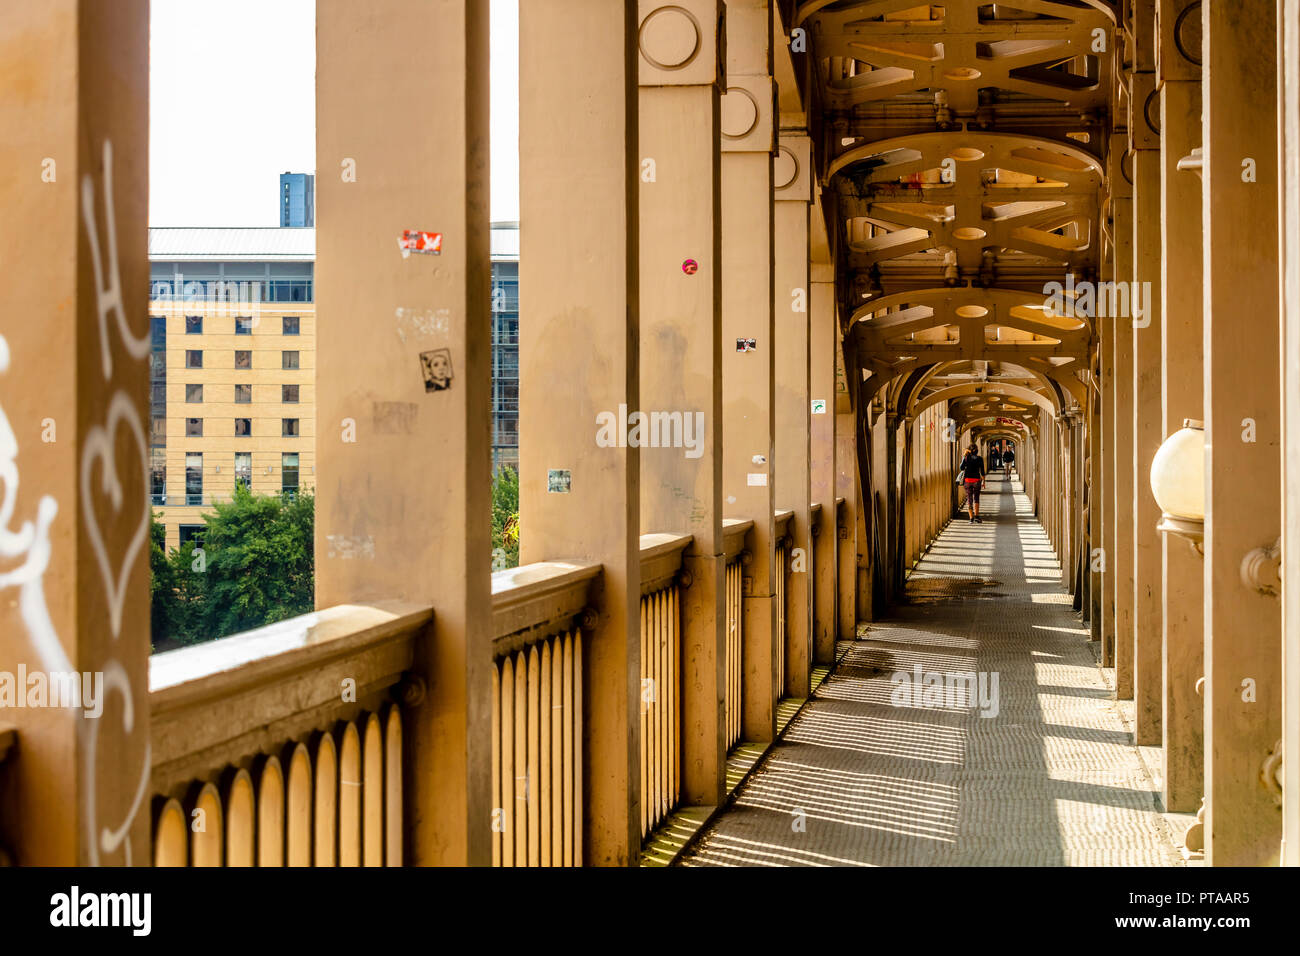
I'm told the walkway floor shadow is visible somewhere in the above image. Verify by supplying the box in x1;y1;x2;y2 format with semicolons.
678;470;1183;867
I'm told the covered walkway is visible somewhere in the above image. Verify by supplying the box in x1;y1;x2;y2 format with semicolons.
682;470;1182;866
4;0;1300;870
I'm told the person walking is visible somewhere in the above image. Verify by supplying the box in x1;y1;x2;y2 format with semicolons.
1003;444;1016;475
958;443;987;522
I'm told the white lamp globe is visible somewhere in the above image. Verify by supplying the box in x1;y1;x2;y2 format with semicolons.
1149;422;1205;521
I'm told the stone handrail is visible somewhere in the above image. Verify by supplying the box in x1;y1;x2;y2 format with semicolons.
491;560;602;658
148;601;432;798
722;518;754;562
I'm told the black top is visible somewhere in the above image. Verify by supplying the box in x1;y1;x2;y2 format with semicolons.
1003;448;1015;461
959;454;986;480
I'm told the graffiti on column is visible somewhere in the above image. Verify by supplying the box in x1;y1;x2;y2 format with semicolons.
0;334;68;675
78;139;151;865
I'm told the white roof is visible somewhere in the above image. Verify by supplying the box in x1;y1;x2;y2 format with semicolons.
491;221;519;262
150;223;521;262
149;227;315;261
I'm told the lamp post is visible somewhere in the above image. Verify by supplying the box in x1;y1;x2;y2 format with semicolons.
1150;418;1205;550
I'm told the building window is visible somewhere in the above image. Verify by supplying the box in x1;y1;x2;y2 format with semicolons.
235;418;252;437
236;316;253;335
152;382;167;405
185;453;203;505
186;383;203;403
151;316;167;348
283;316;300;335
235;350;252;370
282;453;299;496
282;418;300;437
185;418;203;437
151;449;166;506
282;350;299;369
186;350;203;369
282;384;299;403
235;384;252;403
234;452;252;489
179;524;205;546
151;416;167;447
185;315;202;334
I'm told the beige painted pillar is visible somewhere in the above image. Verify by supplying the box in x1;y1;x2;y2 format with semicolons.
1088;350;1104;644
1132;37;1165;743
0;0;151;866
1111;155;1136;700
1157;0;1204;813
1278;0;1300;867
774;133;812;698
836;335;860;636
1201;0;1283;866
316;0;492;866
719;0;777;747
637;0;727;802
518;0;642;865
1100;164;1118;665
811;258;837;665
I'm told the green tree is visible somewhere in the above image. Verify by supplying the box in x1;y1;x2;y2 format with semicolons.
491;466;520;569
150;486;315;647
149;516;178;644
197;485;315;640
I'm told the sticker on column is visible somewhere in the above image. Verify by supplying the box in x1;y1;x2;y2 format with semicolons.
399;230;443;258
737;338;757;352
747;473;767;486
682;259;699;275
811;399;827;414
419;349;453;391
548;469;571;494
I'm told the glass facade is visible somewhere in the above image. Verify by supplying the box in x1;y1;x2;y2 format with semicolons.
150;262;313;304
151;448;166;505
185;452;203;505
149;317;166;503
282;453;299;495
491;260;519;474
279;173;315;227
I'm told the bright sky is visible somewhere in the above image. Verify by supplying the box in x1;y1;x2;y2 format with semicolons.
148;0;520;226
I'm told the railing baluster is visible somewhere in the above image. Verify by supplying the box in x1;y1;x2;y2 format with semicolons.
285;743;312;867
527;646;541;867
384;705;402;867
254;755;285;867
500;655;515;868
362;713;384;867
313;731;337;867
563;631;574;867
191;782;223;867
338;722;361;868
540;640;553;868
153;798;188;867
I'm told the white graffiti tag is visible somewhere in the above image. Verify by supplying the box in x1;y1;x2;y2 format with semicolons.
0;334;69;675
79;139;151;866
81;140;149;379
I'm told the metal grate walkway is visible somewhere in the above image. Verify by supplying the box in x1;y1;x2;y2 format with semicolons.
678;470;1183;866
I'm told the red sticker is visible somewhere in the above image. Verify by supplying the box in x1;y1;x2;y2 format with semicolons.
400;230;443;255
